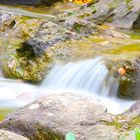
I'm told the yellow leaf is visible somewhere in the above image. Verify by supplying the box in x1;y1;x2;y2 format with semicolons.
67;0;92;4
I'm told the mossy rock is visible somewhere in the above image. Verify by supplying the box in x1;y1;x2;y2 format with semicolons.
0;15;53;82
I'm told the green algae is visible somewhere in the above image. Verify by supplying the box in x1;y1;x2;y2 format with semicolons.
106;43;140;55
128;117;140;130
101;119;122;130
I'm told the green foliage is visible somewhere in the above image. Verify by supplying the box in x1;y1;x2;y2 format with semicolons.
135;128;140;140
73;22;84;33
0;108;15;121
65;132;76;140
90;5;96;14
67;11;75;16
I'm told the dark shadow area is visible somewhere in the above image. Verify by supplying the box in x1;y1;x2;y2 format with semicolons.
0;0;41;6
133;15;140;29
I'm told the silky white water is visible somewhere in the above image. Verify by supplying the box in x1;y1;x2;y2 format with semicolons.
41;57;135;114
0;57;135;114
42;57;118;97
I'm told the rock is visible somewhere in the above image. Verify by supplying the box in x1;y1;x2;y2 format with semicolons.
0;14;50;82
0;14;16;32
0;130;29;140
91;0;140;29
23;18;97;56
122;101;140;121
106;57;140;99
0;0;62;6
112;101;140;137
20;0;140;57
0;93;120;140
0;93;139;140
41;0;63;6
0;0;41;6
1;0;140;85
111;0;140;29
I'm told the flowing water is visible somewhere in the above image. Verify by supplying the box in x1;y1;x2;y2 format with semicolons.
0;2;79;18
0;3;137;117
0;57;135;115
41;57;135;114
42;57;117;96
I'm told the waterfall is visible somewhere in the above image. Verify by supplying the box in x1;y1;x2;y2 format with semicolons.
0;57;135;114
41;57;135;114
42;57;118;97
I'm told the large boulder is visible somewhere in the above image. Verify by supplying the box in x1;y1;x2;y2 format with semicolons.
0;93;139;140
91;0;140;29
0;93;120;140
0;130;29;140
122;101;140;123
0;14;50;82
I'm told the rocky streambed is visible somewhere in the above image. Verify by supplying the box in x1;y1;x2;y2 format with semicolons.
0;0;140;140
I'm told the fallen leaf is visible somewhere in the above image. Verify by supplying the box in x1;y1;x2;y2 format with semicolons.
118;67;126;76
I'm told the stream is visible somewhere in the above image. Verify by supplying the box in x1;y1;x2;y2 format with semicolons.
0;57;135;115
0;3;138;118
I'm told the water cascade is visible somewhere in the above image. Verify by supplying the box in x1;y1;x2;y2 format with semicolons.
42;57;118;96
0;57;135;114
41;57;135;114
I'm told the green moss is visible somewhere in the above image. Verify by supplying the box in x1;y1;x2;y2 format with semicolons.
35;127;64;140
128;117;140;130
125;0;132;4
101;119;122;130
104;43;140;55
0;108;15;121
102;115;140;136
73;22;85;33
90;5;96;14
0;16;54;83
3;39;53;82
